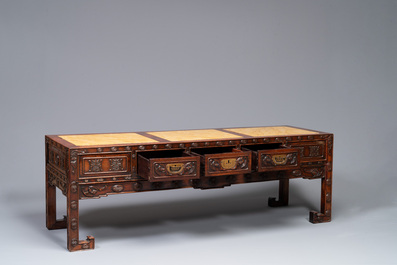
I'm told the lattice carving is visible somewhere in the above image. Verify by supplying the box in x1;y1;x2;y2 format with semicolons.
309;146;321;157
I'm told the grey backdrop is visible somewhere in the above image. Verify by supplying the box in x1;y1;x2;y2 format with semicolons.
1;0;396;264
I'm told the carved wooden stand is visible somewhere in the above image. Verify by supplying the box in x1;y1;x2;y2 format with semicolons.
45;126;333;251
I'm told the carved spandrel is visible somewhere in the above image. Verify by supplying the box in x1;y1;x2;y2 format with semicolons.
81;185;107;197
79;184;128;199
301;167;325;179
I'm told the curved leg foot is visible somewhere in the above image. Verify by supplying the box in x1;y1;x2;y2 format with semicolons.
67;193;95;251
68;236;95;251
309;211;331;224
309;164;332;224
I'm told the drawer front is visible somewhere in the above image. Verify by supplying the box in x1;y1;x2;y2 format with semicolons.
204;151;252;176
148;156;200;182
79;153;131;178
258;148;299;171
289;141;326;161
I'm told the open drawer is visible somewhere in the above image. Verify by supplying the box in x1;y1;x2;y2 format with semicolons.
137;150;200;182
242;144;299;172
190;147;252;177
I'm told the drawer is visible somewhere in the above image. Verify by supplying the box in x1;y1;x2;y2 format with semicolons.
289;140;326;161
79;153;131;178
242;144;299;172
191;147;252;177
137;150;200;182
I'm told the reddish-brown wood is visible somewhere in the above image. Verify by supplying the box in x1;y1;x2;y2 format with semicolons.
138;150;200;182
191;147;252;177
268;178;290;207
45;126;333;251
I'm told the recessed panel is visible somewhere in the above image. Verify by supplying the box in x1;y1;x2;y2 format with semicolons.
147;129;243;142
224;126;319;137
60;133;158;146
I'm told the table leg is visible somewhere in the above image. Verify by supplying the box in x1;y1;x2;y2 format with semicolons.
268;179;289;207
309;169;332;223
46;168;67;230
66;185;95;251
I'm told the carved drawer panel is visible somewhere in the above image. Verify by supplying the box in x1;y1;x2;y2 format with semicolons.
137;150;200;182
289;141;326;161
243;144;299;172
79;153;131;178
191;147;252;177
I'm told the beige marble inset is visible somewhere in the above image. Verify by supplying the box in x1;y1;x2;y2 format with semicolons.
59;133;158;146
224;126;319;137
148;129;243;142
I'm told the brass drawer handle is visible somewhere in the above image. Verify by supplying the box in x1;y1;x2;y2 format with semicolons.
220;158;237;170
272;154;287;165
166;163;185;174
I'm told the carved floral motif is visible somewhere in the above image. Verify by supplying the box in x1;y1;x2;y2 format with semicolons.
88;159;102;172
81;185;107;197
71;181;78;193
71;218;78;230
70;150;79;174
302;167;324;179
112;184;124;192
70;200;78;210
109;158;124;171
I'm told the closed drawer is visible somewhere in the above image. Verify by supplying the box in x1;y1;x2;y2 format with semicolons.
79;153;131;178
243;144;299;171
137;150;200;182
289;140;326;161
191;147;252;177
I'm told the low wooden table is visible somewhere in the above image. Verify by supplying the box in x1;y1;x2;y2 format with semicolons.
45;126;333;251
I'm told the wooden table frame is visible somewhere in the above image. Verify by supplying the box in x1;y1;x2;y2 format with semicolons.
45;126;333;251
